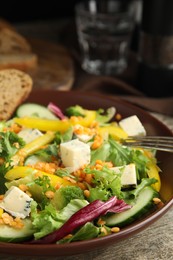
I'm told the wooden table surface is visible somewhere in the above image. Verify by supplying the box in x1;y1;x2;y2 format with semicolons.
0;19;172;260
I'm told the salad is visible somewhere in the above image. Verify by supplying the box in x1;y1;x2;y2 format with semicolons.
0;101;163;244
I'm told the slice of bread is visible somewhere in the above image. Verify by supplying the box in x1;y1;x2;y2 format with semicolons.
0;19;38;71
0;27;32;54
0;18;16;31
0;69;33;120
0;53;38;71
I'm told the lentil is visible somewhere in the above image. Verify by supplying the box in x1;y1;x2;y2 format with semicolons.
83;189;90;198
111;227;120;233
45;190;55;199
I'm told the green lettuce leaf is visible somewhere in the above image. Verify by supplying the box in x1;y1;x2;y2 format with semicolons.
31;199;89;239
85;166;122;201
58;222;100;243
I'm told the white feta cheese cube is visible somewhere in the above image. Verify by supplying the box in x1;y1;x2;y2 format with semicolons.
18;128;43;143
112;163;137;187
60;138;90;171
119;115;146;136
0;186;33;219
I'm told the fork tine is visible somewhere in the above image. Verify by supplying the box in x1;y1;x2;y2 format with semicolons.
122;136;173;152
126;136;173;141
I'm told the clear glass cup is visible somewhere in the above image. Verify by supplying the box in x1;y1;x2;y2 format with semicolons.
75;0;136;75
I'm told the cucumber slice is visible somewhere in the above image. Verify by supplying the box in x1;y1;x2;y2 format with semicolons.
24;155;48;166
16;103;58;120
104;186;159;227
0;218;34;243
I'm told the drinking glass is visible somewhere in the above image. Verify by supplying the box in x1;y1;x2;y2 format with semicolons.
75;0;136;75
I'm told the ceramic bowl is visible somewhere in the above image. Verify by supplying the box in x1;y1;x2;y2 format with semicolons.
0;90;172;257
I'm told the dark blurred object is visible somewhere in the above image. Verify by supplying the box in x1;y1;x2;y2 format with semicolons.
0;0;82;22
130;0;142;53
75;0;136;76
136;0;173;97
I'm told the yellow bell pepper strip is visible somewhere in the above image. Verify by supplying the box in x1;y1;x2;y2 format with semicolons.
10;131;55;166
5;166;76;187
146;162;161;192
71;110;96;127
14;111;96;132
140;149;161;192
99;124;128;141
14;117;71;132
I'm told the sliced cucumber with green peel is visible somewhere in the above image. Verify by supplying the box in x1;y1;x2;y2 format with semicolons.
0;218;34;243
24;155;49;166
104;186;159;227
16;103;58;120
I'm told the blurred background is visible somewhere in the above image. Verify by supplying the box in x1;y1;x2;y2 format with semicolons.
0;0;82;22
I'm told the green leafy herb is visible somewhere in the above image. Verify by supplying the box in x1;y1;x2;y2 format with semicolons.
54;127;73;144
85;166;122;201
108;138;149;181
123;178;158;202
51;186;84;210
96;107;116;123
34;143;58;161
0;131;25;192
91;142;111;165
55;168;76;180
32;175;55;209
0;131;25;160
66;105;85;117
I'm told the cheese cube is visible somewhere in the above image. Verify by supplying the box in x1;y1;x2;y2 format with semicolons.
18;128;43;143
60;139;90;171
0;186;33;219
119;115;146;136
112;163;137;187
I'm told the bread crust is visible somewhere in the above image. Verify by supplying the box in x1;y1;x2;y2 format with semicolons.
0;69;33;120
0;28;31;54
0;54;38;71
0;18;16;31
0;18;38;71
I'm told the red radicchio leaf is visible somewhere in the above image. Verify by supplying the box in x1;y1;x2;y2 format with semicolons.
47;102;66;119
27;196;127;244
104;199;132;214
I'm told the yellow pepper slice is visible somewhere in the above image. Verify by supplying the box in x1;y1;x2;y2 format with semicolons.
0;208;4;218
18;131;55;155
14;117;71;132
14;110;96;132
5;166;75;187
11;131;55;166
140;149;161;192
99;124;128;140
71;110;96;127
147;162;161;192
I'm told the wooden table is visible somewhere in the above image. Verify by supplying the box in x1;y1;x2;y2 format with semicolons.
0;19;172;260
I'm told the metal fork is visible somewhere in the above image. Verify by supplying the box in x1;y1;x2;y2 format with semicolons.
122;136;173;153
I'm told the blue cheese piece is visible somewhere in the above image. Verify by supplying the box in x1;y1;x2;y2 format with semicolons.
0;186;33;219
60;138;91;171
18;128;43;143
112;163;137;187
119;115;146;136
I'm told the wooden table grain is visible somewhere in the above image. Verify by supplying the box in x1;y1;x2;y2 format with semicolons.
0;19;172;260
